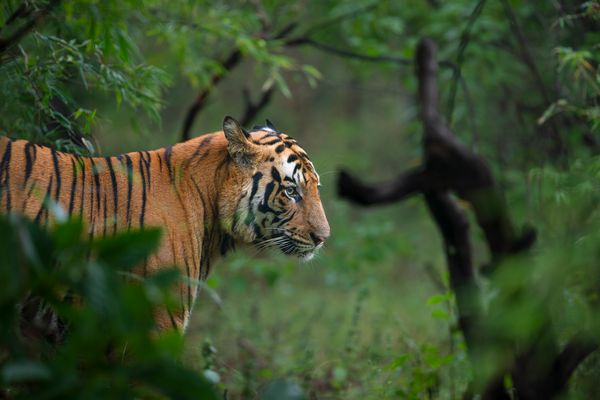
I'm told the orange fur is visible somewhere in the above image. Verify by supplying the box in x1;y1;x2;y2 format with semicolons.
0;117;329;332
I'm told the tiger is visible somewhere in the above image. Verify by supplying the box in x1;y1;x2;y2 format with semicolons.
0;116;330;333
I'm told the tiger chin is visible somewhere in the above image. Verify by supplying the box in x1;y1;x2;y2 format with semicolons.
0;116;329;332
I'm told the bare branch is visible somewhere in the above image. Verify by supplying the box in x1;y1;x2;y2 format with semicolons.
181;50;242;141
338;168;428;206
446;0;487;125
179;20;298;141
500;0;564;157
423;192;481;345
287;37;413;65
0;0;60;56
1;3;31;31
240;86;275;127
299;3;377;38
500;0;551;105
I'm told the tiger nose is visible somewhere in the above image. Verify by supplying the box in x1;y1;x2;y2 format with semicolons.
310;232;328;246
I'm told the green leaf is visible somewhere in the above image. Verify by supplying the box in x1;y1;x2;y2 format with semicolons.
93;228;162;269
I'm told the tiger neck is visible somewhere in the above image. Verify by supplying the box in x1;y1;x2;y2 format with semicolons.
172;133;235;279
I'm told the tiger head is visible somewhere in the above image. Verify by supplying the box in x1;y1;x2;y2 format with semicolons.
219;116;330;261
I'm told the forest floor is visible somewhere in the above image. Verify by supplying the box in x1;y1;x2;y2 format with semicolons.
185;196;470;399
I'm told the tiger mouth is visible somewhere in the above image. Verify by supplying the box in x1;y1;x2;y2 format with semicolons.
274;234;318;259
253;232;319;260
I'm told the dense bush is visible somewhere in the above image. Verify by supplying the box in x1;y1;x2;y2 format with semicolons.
0;214;218;399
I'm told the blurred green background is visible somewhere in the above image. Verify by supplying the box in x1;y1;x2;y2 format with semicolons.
1;0;600;399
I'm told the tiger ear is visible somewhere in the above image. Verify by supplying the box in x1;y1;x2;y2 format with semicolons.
223;116;258;168
265;119;277;131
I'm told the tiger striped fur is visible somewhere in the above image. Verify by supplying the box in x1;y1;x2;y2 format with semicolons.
0;116;330;332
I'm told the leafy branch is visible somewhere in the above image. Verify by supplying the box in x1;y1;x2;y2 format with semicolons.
0;0;60;57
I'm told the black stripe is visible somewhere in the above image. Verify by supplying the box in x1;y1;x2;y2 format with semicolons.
167;310;179;331
287;154;298;163
90;158;101;212
141;151;152;191
191;178;213;279
245;172;262;225
258;182;278;214
271;166;281;183
102;192;108;237
34;176;53;224
263;138;281;145
138;155;147;227
184;136;213;169
164;146;173;181
278;210;296;226
51;148;61;202
24;182;36;212
105;157;118;234
259;132;276;140
23;142;35;188
169;233;187;311
0;140;12;211
68;156;78;215
124;154;133;229
184;258;193;313
78;156;86;217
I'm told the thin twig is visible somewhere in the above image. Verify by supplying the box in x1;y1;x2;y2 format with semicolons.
0;0;60;56
179;3;384;140
299;2;378;38
500;0;564;157
286;37;413;65
240;86;275;127
181;49;242;141
446;0;487;125
500;0;551;104
1;3;30;31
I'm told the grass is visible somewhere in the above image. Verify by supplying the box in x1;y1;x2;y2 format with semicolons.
184;193;470;399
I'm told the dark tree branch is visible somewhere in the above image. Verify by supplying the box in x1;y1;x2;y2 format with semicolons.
286;37;413;65
181;49;242;141
1;3;31;30
423;192;481;346
551;334;598;392
179;4;378;141
180;4;476;144
335;38;600;399
338;168;428;206
273;22;298;40
0;0;60;56
240;86;275;127
446;0;487;125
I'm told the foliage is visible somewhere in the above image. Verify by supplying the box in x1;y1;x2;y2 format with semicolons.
1;0;600;399
0;214;218;399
